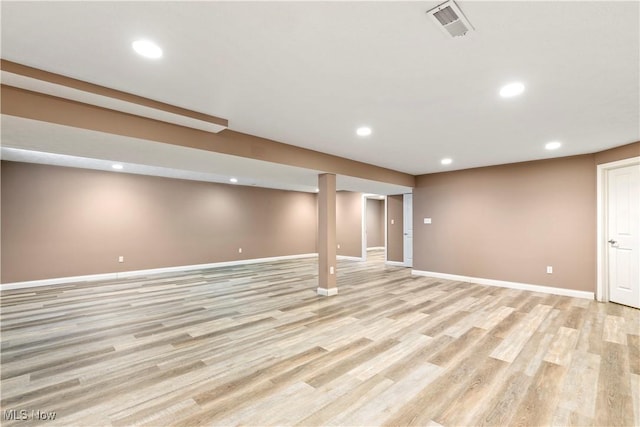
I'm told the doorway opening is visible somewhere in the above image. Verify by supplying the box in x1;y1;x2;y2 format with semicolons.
361;194;387;263
382;193;413;267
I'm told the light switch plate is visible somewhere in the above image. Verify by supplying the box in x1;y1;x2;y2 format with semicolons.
424;218;432;224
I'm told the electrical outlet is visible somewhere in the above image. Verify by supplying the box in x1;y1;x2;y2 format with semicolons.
391;219;395;225
546;266;553;274
118;256;124;263
337;244;341;249
238;248;242;254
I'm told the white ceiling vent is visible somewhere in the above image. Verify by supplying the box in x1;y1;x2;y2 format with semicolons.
427;1;474;38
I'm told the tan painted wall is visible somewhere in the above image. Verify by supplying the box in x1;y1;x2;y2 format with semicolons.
594;142;640;165
386;195;404;262
336;191;362;258
366;199;385;248
414;155;597;292
1;161;318;283
318;174;337;290
4;138;636;285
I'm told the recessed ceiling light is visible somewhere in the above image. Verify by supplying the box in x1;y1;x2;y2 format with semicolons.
441;158;453;165
315;188;319;193
499;82;525;98
356;126;372;137
229;178;238;183
112;164;123;170
132;39;163;59
545;141;562;150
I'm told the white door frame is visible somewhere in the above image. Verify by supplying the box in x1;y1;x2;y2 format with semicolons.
361;194;367;261
596;156;640;302
403;193;413;267
384;196;388;263
361;194;388;262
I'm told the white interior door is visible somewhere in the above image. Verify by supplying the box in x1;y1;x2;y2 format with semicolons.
403;193;413;267
607;164;640;309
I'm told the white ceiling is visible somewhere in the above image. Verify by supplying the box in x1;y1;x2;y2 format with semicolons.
1;1;638;182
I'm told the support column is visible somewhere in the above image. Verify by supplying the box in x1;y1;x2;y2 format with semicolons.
317;173;337;296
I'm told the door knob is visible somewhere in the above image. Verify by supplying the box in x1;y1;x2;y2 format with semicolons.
608;239;617;245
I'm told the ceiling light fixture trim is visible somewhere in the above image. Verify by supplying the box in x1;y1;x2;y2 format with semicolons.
132;39;163;59
356;126;372;137
500;82;525;98
545;141;562;150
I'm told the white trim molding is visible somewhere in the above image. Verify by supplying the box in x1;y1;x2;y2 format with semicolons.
384;196;388;264
1;253;318;290
367;246;385;251
337;255;365;262
361;194;368;262
411;270;594;300
596;156;640;303
317;287;338;297
385;261;406;267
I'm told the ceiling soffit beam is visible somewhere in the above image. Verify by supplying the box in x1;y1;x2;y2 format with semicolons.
1;85;415;188
0;59;228;130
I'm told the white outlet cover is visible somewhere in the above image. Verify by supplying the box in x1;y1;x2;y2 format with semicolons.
424;218;432;224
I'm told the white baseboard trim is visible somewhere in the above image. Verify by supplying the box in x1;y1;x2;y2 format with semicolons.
1;272;119;291
411;270;595;300
1;253;319;291
337;255;365;261
317;287;338;296
385;261;406;267
367;247;385;251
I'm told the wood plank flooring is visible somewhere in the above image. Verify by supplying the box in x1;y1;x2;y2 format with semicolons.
1;251;638;426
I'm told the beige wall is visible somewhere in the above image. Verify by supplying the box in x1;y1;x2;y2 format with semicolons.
386;195;404;262
336;191;362;258
4;139;637;285
366;199;385;248
411;142;639;292
594;142;640;165
317;173;337;290
1;161;318;283
414;155;596;292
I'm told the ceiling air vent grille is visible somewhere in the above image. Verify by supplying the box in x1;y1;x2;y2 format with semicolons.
427;0;474;38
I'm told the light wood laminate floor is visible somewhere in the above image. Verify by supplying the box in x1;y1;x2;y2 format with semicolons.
1;251;638;426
